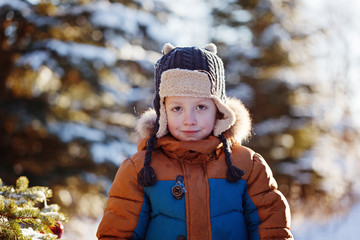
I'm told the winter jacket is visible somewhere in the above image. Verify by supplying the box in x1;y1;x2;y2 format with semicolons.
96;98;293;240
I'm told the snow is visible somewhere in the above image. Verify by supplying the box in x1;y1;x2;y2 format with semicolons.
21;227;58;240
253;116;292;136
157;0;211;45
226;83;254;105
260;23;291;46
81;0;211;46
48;122;106;143
100;82;153;107
0;0;31;16
116;43;161;67
214;24;253;47
44;40;117;68
90;141;137;164
62;217;100;240
90;2;140;36
17;39;118;75
17;51;53;70
48;122;137;164
81;173;113;194
86;1;172;44
293;202;360;239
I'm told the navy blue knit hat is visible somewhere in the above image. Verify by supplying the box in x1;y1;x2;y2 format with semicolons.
154;43;236;138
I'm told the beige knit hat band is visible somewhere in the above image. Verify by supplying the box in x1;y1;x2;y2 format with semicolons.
156;69;236;138
159;69;212;98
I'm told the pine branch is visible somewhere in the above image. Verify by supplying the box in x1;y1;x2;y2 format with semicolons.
0;176;67;239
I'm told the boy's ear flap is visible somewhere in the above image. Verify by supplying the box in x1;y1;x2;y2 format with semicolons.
204;43;217;54
162;43;175;55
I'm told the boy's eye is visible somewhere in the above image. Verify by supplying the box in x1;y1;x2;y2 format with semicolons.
172;106;182;112
197;105;207;110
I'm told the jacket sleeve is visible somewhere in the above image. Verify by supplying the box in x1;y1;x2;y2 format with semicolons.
96;158;146;240
246;153;294;240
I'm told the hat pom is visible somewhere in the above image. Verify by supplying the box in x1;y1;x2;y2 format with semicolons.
162;43;175;55
204;43;217;54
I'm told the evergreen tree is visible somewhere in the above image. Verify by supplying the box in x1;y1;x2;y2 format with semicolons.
0;0;171;223
0;176;67;239
210;0;320;211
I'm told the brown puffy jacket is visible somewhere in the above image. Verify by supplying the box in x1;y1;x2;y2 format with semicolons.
97;98;293;240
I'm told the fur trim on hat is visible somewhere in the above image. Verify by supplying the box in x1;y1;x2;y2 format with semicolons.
223;98;252;144
136;97;252;144
136;109;157;140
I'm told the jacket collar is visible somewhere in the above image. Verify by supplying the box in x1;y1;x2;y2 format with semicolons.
156;135;222;161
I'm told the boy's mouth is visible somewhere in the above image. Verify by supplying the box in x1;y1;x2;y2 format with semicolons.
182;130;199;134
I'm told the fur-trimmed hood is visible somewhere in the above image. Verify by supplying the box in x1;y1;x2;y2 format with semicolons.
136;97;252;145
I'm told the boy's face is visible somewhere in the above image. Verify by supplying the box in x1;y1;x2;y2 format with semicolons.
165;96;217;141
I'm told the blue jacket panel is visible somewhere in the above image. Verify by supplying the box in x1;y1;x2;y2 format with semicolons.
209;179;261;240
133;180;187;240
133;178;260;240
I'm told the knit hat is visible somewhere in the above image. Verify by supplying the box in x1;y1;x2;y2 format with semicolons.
137;43;246;187
155;43;236;138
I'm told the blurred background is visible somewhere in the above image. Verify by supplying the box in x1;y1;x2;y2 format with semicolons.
1;0;359;239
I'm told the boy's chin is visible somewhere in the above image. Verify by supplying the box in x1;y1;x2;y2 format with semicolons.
172;132;211;141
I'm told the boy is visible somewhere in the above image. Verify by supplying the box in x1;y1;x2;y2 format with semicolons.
97;43;293;240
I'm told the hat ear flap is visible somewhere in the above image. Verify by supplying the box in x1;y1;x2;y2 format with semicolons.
162;43;175;55
204;43;217;54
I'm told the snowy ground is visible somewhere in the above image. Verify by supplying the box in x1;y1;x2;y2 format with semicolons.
62;201;360;239
293;201;360;240
62;217;101;240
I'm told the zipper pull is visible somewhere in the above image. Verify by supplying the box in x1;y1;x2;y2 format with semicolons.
172;175;186;200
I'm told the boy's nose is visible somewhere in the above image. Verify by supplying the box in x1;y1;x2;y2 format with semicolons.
183;110;196;125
